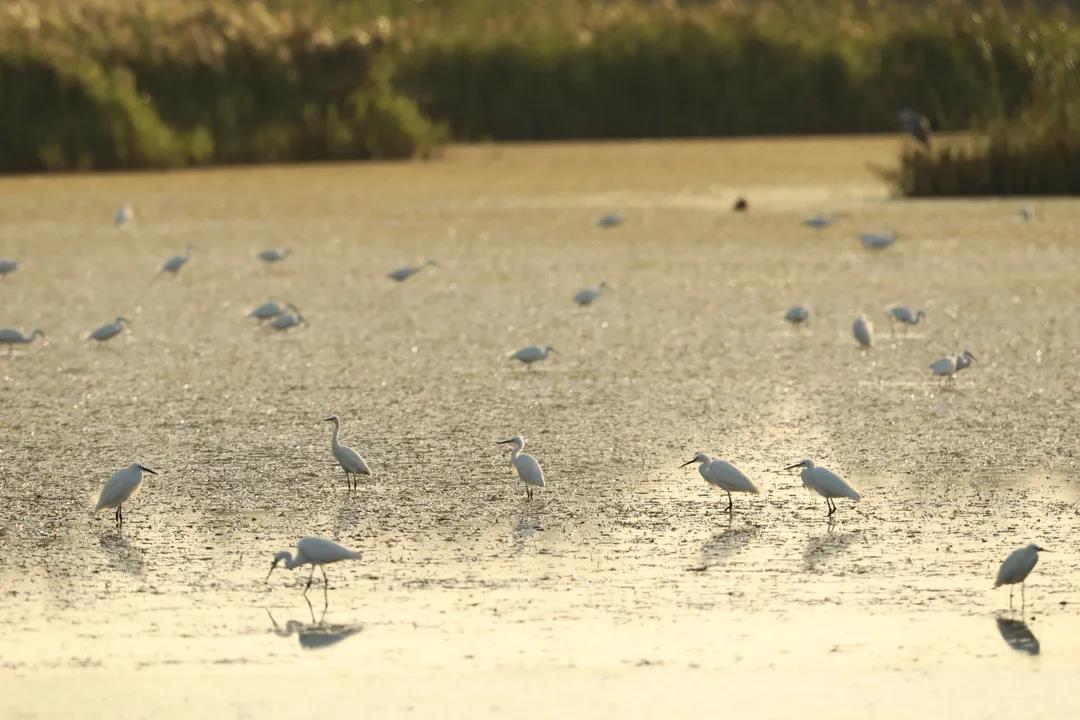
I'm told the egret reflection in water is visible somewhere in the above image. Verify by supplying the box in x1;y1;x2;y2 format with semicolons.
98;531;145;575
996;616;1040;656
699;522;760;568
267;598;363;651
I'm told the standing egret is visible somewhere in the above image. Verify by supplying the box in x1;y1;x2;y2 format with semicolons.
267;537;363;593
497;436;546;499
680;453;760;513
1019;206;1034;222
249;300;287;321
898;109;931;148
89;317;130;343
995;544;1047;609
888;306;926;336
0;259;18;276
573;282;608;306
785;305;809;324
853;315;873;348
930;350;975;383
0;327;44;350
95;463;158;525
511;345;557;369
597;213;622;228
160;244;193;275
258;248;290;263
388;260;436;282
324;415;372;490
270;306;304;330
860;229;896;250
114;203;134;227
784;459;861;516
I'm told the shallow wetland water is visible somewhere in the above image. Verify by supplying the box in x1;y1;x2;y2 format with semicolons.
1;138;1079;716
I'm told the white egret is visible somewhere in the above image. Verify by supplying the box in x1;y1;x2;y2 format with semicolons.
995;544;1047;608
785;305;809;324
0;259;18;276
860;228;896;250
95;463;157;525
955;349;976;372
249;300;286;320
1019;206;1034;222
680;453;760;512
888;306;926;336
0;327;44;349
573;281;608;306
114;203;134;226
784;459;861;516
597;213;622;228
511;345;557;369
267;537;363;593
853;314;873;348
388;260;436;282
324;415;372;490
89;317;130;343
930;350;975;383
270;307;304;331
160;244;193;275
258;248;290;263
497;436;546;499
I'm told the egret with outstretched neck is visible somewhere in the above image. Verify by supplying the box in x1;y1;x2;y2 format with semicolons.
784;459;861;516
324;415;371;490
89;317;130;343
889;306;925;336
995;543;1047;609
498;436;546;499
0;328;44;351
95;463;158;525
511;345;557;369
680;453;760;512
267;537;363;594
160;244;193;275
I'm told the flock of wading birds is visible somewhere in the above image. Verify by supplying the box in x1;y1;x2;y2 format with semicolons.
0;204;1047;606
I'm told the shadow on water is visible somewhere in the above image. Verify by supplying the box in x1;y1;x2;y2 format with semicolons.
699;521;760;568
802;524;860;571
267;596;363;651
98;532;145;575
996;616;1040;656
511;506;544;554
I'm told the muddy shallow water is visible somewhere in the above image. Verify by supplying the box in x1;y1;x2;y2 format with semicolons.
1;138;1079;717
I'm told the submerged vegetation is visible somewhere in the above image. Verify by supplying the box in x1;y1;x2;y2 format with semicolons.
2;0;1080;193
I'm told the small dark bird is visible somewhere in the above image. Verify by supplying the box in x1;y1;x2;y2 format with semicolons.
898;109;931;148
733;197;748;212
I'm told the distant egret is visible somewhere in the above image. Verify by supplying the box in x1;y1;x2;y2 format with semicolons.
511;345;557;369
995;544;1047;608
324;415;371;490
114;203;134;227
680;453;760;512
954;349;976;373
1019;206;1034;222
888;306;926;335
258;248;290;263
733;197;748;212
930;350;975;383
899;109;931;148
249;300;286;320
597;213;622;228
270;307;304;330
804;214;832;229
853;314;873;348
785;305;809;324
160;244;193;275
0;259;18;276
784;459;861;516
497;436;545;499
388;260;436;282
95;463;157;525
268;537;363;593
860;229;896;250
0;327;44;350
573;282;608;306
89;317;130;343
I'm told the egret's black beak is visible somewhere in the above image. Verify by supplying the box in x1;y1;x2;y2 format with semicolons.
138;465;158;474
679;459;696;468
783;462;803;471
266;561;279;580
496;439;513;445
323;417;334;422
1036;546;1050;552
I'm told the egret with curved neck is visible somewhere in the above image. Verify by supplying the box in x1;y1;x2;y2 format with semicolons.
324;415;371;490
268;537;363;594
497;435;546;499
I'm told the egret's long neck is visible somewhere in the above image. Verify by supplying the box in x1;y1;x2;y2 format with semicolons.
330;422;340;448
282;552;299;570
510;446;522;461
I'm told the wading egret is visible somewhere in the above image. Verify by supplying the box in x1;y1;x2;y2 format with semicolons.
511;345;557;369
270;307;304;330
267;537;363;593
249;300;286;320
888;306;926;336
114;203;134;227
853;315;873;348
0;328;44;349
995;544;1047;608
680;453;760;512
860;229;896;250
785;305;809;324
573;282;608;306
258;248;290;263
0;259;18;276
89;317;130;343
597;213;622;228
324;415;371;490
497;436;545;499
388;260;436;282
160;244;193;275
95;463;157;525
899;109;931;147
784;459;861;516
930;350;975;383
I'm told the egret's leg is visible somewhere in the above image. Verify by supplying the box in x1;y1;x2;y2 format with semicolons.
1009;586;1014;609
1021;582;1026;611
726;491;733;513
304;565;316;593
321;566;329;590
826;499;835;516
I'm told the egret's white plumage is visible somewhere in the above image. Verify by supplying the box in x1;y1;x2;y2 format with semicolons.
853;315;873;348
95;463;157;525
0;259;18;275
785;305;809;324
498;436;546;499
114;203;134;227
324;415;371;490
995;543;1046;608
160;244;193;275
680;452;760;512
784;459;861;516
573;282;608;306
0;328;44;347
860;229;896;250
258;248;290;263
511;345;557;368
889;306;925;328
930;350;975;382
249;300;286;320
388;260;436;282
89;317;130;343
267;537;363;593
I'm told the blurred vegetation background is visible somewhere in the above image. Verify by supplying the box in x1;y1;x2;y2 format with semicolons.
3;0;1079;192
